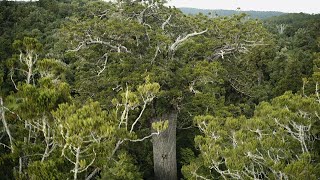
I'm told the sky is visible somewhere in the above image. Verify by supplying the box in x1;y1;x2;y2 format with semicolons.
166;0;320;14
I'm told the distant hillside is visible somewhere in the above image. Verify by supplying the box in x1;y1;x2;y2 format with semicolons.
179;7;284;19
265;13;320;38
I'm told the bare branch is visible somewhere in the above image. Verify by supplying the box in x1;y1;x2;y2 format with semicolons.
274;118;310;153
177;125;195;130
73;146;81;180
316;82;320;103
62;151;76;165
151;45;160;64
98;9;109;19
0;97;14;153
169;29;208;52
161;15;172;30
130;102;147;133
67;42;86;52
276;24;287;34
137;1;158;24
10;69;19;91
68;39;131;54
85;167;100;180
119;87;129;129
97;53;108;76
0;142;12;150
124;131;160;142
191;171;210;180
109;139;124;159
78;150;97;173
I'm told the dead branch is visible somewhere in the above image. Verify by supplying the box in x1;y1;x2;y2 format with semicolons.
161;15;172;30
169;29;208;52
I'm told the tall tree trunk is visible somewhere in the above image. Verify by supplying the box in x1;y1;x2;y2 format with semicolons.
152;112;177;180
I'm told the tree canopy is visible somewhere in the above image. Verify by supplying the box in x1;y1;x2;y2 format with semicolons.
0;0;319;179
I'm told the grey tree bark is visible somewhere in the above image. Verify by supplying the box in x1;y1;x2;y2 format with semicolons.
152;112;177;180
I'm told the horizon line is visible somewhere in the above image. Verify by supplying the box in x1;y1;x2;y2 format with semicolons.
169;6;318;14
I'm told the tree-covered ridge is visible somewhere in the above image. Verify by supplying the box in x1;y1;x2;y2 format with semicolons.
0;0;319;179
179;7;284;19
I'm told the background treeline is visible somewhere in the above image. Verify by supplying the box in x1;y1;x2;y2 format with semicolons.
180;7;284;19
0;0;320;179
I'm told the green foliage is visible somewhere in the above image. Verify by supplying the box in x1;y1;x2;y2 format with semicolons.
179;148;196;167
10;78;71;118
53;101;116;147
25;160;65;180
13;37;42;53
184;92;320;179
152;120;169;132
37;58;67;79
100;152;143;180
1;1;320;179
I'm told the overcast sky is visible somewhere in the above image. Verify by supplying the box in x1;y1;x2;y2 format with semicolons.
166;0;320;13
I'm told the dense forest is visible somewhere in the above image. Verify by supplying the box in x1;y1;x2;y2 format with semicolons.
0;0;320;179
180;8;284;19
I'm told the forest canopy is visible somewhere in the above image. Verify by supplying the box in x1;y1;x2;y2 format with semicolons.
0;0;320;179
